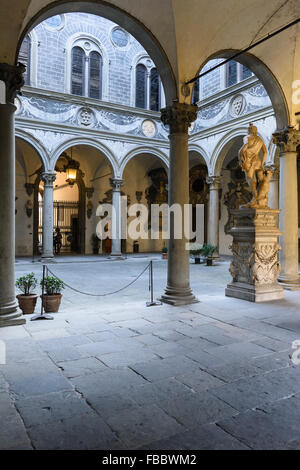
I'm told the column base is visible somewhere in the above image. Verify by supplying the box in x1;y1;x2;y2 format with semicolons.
278;277;300;291
160;285;199;306
40;256;56;264
108;254;125;260
0;310;25;328
226;282;284;302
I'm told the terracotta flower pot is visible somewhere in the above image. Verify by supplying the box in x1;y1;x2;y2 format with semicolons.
206;258;213;266
16;294;38;314
41;294;62;313
162;253;168;259
195;257;200;264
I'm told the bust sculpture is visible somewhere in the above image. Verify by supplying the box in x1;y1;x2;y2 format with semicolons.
238;123;272;209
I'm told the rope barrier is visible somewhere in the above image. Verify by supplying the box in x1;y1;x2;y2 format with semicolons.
46;262;151;297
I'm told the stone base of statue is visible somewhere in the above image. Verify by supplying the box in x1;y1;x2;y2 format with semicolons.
225;208;284;302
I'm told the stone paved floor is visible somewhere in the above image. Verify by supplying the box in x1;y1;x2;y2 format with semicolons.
1;255;300;450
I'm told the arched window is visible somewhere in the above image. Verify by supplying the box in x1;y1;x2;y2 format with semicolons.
225;61;253;89
89;51;102;99
242;65;252;81
226;60;238;87
136;64;147;108
192;78;200;104
71;46;85;96
19;35;31;85
150;68;160;111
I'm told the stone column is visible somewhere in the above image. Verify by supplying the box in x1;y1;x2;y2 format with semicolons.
265;164;279;210
273;127;300;288
207;176;221;250
109;178;124;259
41;172;56;261
160;102;198;305
0;63;25;326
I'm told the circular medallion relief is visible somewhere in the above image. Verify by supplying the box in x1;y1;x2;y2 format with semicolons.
111;27;129;48
78;108;95;127
142;120;156;138
84;41;91;51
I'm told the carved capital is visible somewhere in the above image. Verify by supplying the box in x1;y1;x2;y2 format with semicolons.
110;178;124;191
161;102;197;134
41;172;56;187
272;126;300;153
0;62;25;104
86;187;94;199
24;183;35;196
206;175;222;190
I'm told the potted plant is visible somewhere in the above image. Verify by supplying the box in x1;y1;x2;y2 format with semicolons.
15;273;38;314
40;276;65;313
189;242;203;264
91;233;100;255
162;246;168;259
201;243;218;266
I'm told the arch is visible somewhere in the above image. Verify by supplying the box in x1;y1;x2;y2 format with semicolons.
49;136;119;177
211;127;250;176
16;1;177;106
195;50;289;130
65;32;109;100
120;146;169;178
15;129;49;171
188;143;210;170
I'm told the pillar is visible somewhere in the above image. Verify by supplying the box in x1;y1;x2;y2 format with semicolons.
265;164;279;210
0;63;26;326
41;172;56;261
206;176;221;250
160;102;198;305
109;178;124;259
273;127;300;288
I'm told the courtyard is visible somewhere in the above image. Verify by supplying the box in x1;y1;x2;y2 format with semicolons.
1;256;300;450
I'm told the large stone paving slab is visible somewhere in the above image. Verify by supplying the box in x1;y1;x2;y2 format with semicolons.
157;390;238;428
1;257;300;450
105;404;184;448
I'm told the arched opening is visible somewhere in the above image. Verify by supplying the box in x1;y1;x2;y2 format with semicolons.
15;137;45;257
194;50;289;130
16;1;177;105
121;151;168;254
189;150;209;245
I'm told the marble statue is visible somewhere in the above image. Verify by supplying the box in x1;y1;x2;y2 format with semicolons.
238;123;271;209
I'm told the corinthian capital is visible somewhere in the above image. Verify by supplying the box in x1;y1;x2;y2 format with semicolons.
41;172;56;187
206;175;221;190
272;126;300;153
0;63;25;104
161;102;197;134
110;178;124;191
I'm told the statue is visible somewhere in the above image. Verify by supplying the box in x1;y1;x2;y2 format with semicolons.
238;123;272;209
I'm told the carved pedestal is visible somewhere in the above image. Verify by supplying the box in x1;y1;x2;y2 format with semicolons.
225;208;284;302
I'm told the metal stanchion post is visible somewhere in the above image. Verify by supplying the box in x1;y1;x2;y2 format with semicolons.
31;264;54;321
146;260;162;307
